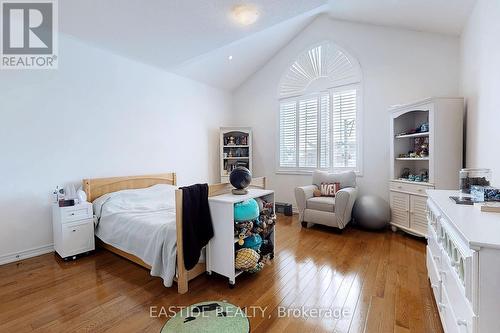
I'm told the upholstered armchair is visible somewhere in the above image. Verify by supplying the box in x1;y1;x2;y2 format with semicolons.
294;170;358;230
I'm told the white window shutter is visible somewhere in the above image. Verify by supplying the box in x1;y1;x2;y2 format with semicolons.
298;97;318;168
279;101;297;168
319;92;331;168
333;89;357;169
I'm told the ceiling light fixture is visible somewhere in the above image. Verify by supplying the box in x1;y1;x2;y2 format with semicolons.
230;4;260;26
228;55;233;60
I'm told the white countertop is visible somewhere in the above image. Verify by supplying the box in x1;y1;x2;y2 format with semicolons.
208;189;274;204
427;190;500;249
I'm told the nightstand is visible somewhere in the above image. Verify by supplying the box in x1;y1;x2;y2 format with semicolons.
52;202;95;259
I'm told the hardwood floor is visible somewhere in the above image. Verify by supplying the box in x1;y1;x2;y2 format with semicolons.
0;215;443;333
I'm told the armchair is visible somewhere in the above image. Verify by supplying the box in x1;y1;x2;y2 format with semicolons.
294;170;358;230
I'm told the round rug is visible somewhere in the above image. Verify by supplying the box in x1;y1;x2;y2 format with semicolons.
161;301;249;333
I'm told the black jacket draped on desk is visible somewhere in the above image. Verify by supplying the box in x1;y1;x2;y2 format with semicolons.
180;184;214;270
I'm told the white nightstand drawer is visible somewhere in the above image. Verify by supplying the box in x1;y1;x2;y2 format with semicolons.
61;220;94;257
61;204;92;223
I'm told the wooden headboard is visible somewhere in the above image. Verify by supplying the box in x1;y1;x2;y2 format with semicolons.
83;172;176;202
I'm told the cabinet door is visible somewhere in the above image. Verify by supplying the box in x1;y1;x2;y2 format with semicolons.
390;191;409;228
62;220;94;256
410;195;428;235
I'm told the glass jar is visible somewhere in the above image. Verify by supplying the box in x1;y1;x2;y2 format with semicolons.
459;168;492;194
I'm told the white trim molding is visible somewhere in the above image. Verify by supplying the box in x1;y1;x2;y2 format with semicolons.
0;244;54;266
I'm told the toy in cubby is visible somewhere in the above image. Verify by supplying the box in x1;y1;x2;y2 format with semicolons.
233;198;276;273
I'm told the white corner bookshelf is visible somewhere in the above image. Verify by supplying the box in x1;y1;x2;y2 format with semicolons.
389;97;464;237
220;127;252;183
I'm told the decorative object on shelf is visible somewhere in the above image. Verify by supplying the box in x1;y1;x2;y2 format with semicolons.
473;186;500;202
420;169;429;182
235;248;260;271
230;166;252;195
241;234;262;251
420;122;429;132
228;136;235;145
352;195;391;230
235;220;253;245
400;168;411;179
414;137;429;157
459;168;492;195
160;301;249;333
234;198;259;221
484;187;500;201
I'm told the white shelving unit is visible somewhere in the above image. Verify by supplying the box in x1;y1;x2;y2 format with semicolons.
220;127;252;183
389;97;464;237
207;189;275;287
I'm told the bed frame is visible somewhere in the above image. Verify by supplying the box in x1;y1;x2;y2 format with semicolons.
83;172;266;294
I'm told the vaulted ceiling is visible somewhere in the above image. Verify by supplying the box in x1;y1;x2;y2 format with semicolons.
60;0;477;91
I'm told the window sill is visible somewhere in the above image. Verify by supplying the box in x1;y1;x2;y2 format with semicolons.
275;169;363;177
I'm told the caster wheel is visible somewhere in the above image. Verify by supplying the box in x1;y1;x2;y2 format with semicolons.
229;283;235;289
391;226;397;233
206;271;212;276
301;222;308;228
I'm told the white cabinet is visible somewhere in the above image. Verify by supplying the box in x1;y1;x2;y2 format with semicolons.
427;190;500;333
207;189;274;286
389;97;463;237
390;181;434;236
52;202;95;259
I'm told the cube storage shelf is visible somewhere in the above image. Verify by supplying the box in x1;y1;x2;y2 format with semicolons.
207;189;275;286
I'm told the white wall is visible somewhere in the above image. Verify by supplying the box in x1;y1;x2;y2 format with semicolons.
233;15;460;207
0;35;232;261
460;0;500;186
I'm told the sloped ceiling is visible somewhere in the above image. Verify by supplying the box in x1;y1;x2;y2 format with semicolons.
59;0;327;70
171;7;325;91
327;0;476;36
59;0;476;91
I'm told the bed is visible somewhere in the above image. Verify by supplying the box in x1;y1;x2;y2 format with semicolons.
83;172;265;293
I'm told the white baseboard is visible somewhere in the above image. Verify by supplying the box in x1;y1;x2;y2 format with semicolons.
0;244;54;266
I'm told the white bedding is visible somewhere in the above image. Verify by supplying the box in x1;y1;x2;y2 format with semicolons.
93;184;178;287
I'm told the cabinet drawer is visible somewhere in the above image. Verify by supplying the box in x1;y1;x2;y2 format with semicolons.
61;205;93;223
427;246;442;303
441;248;475;330
390;181;433;196
62;220;94;256
440;287;474;333
428;227;442;269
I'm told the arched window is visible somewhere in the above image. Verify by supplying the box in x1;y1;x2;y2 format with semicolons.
278;41;362;174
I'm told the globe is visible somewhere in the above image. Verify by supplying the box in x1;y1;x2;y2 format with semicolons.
230;167;252;194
